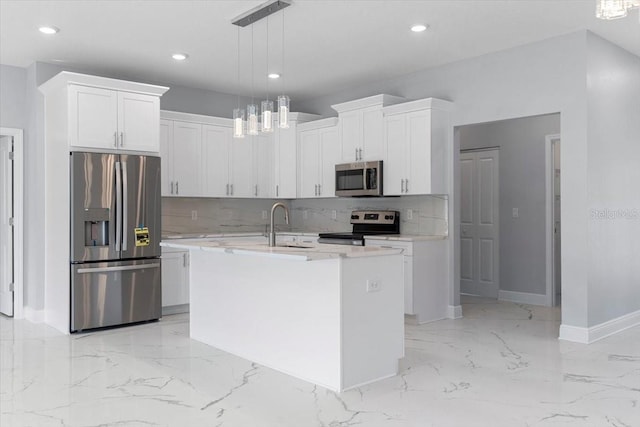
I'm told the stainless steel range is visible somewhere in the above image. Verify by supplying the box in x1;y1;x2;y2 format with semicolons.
318;210;400;246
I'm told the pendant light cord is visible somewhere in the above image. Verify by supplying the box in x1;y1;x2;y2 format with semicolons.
266;16;269;101
237;26;241;110
281;8;285;95
251;24;254;105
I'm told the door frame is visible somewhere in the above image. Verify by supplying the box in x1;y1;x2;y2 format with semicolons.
0;128;24;319
545;134;561;307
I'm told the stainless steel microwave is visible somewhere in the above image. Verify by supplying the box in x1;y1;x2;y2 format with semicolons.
335;161;383;197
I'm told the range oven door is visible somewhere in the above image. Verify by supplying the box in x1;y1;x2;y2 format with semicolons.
335;161;383;197
71;258;161;332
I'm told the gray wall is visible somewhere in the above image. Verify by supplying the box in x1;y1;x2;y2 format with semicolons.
586;33;640;327
459;114;560;297
0;64;27;129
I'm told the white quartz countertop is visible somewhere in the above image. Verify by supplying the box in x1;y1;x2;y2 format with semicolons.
161;238;402;261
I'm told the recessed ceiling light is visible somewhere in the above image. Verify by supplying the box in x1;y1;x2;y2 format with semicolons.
268;73;280;79
411;24;428;33
38;26;59;35
172;53;188;61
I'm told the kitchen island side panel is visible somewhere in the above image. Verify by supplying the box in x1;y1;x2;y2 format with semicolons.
189;250;343;391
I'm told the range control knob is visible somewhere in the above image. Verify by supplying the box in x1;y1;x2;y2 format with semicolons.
385;215;394;220
351;214;359;220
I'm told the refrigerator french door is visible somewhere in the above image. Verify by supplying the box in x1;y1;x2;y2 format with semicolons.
70;152;162;332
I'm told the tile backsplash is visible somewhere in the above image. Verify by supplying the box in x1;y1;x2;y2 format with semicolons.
162;195;448;236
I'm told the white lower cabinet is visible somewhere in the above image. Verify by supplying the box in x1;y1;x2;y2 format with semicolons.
366;238;448;323
161;247;190;314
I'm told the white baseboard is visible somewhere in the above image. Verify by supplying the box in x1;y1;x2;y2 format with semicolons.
498;290;547;306
559;308;640;344
23;307;45;323
447;305;462;319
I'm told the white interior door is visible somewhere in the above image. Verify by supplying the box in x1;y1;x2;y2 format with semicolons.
0;135;14;316
460;149;499;298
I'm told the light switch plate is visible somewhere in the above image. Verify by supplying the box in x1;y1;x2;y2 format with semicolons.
512;208;519;218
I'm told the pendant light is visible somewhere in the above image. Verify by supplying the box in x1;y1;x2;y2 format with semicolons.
261;16;274;133
277;7;290;129
233;26;245;139
247;25;259;136
231;1;292;133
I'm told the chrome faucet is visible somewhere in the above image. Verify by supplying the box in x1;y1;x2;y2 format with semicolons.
269;202;290;247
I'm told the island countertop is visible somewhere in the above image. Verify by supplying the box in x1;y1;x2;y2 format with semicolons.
161;238;402;261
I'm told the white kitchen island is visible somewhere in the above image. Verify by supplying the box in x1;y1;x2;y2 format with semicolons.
162;238;404;392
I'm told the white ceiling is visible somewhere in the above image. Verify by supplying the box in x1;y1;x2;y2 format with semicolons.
1;0;639;100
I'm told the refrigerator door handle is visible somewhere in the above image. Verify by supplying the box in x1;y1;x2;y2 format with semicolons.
115;162;122;252
122;161;128;252
77;263;161;274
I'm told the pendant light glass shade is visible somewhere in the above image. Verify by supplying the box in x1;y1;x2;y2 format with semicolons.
261;100;274;133
233;108;245;138
278;95;290;129
247;104;259;135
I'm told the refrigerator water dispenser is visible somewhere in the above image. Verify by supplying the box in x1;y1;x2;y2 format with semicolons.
83;208;109;247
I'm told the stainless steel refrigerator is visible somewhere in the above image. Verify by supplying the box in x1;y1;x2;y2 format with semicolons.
70;152;161;332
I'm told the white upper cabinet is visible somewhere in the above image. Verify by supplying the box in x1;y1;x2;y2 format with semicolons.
159;119;173;197
117;91;160;152
68;84;161;152
253;133;274;198
171;121;202;197
298;118;339;198
332;94;405;163
202;124;232;197
39;73;167;154
273;113;320;199
383;98;453;196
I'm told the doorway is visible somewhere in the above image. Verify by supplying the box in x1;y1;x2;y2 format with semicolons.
0;127;23;318
459;148;500;298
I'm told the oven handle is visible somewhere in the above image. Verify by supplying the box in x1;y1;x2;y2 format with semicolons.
77;263;160;274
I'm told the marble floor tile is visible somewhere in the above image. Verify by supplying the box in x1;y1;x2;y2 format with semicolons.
2;296;639;427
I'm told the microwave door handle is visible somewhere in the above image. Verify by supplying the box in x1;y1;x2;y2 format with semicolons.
115;162;122;252
121;162;128;252
363;167;368;190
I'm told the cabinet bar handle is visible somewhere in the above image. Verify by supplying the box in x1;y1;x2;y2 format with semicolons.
170;182;174;194
176;181;179;195
401;179;405;193
405;179;409;193
318;184;322;196
226;183;229;196
113;132;118;147
355;148;358;160
276;185;279;197
359;148;363;160
120;132;124;147
230;184;233;195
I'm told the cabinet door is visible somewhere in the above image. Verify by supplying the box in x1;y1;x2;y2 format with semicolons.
172;121;202;196
161;250;189;308
339;110;361;162
319;127;339;198
159;120;174;196
230;137;254;197
298;130;320;198
202;124;232;197
362;107;384;161
117;92;160;152
254;133;274;198
384;114;407;196
274;126;297;198
406;110;431;195
69;85;118;150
